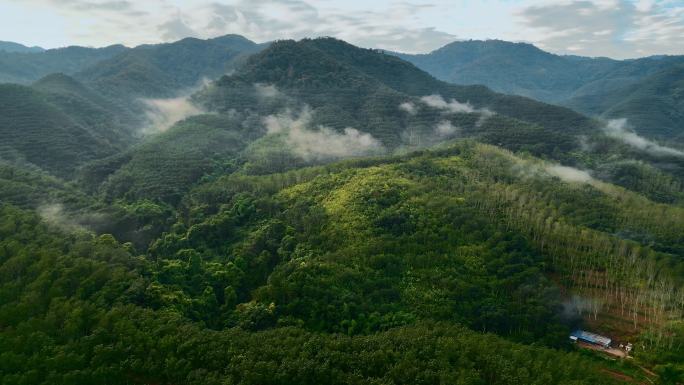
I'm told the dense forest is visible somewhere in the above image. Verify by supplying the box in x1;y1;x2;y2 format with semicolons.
1;35;683;384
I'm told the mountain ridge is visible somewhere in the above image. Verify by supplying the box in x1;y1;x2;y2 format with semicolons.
0;40;44;53
393;39;684;142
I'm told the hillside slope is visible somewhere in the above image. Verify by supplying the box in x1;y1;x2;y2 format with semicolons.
394;40;619;102
32;73;140;147
565;64;684;141
5;142;670;383
395;40;684;141
90;38;684;207
0;40;44;53
89;37;604;203
0;44;127;84
0;83;119;177
76;35;266;100
201;38;598;149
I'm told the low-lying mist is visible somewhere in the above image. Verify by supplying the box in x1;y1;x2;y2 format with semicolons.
142;97;204;134
140;78;212;134
262;107;385;161
511;154;602;188
420;94;494;118
603;119;684;158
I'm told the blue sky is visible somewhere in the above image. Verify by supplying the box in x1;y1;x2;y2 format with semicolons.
1;0;683;58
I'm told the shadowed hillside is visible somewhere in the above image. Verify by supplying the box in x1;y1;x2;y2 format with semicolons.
0;44;127;84
0;83;118;177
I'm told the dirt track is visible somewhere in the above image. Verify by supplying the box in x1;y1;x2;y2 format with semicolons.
577;341;627;358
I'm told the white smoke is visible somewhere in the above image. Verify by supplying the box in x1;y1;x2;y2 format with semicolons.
142;97;203;134
435;120;460;137
399;101;417;115
603;119;684;157
38;203;87;232
562;295;598;319
262;107;385;161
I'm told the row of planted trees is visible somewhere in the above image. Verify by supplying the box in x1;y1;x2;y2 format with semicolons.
449;144;684;349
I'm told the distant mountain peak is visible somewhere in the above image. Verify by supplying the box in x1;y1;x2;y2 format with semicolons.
0;40;44;53
428;39;550;57
33;73;89;95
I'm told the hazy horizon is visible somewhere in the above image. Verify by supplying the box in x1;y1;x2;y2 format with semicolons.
2;0;683;59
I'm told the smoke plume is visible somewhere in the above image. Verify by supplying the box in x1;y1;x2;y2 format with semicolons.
38;203;87;232
562;295;600;320
262;107;385;161
603;119;684;157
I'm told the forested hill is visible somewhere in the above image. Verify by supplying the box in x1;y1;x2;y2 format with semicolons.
77;37;684;214
0;35;267;177
0;73;144;178
196;37;600;155
0;44;127;84
393;40;619;102
0;83;120;177
0;35;265;103
565;64;684;141
86;37;605;206
76;34;266;100
6;142;683;384
0;40;44;53
394;40;684;142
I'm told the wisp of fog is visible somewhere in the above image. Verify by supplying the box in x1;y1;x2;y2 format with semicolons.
262;107;385;161
603;119;684;157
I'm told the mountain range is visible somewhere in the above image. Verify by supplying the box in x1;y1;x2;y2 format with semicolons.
395;40;684;142
1;34;683;384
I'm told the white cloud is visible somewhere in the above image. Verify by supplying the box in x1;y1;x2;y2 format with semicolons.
4;0;683;58
517;0;684;58
6;0;456;53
